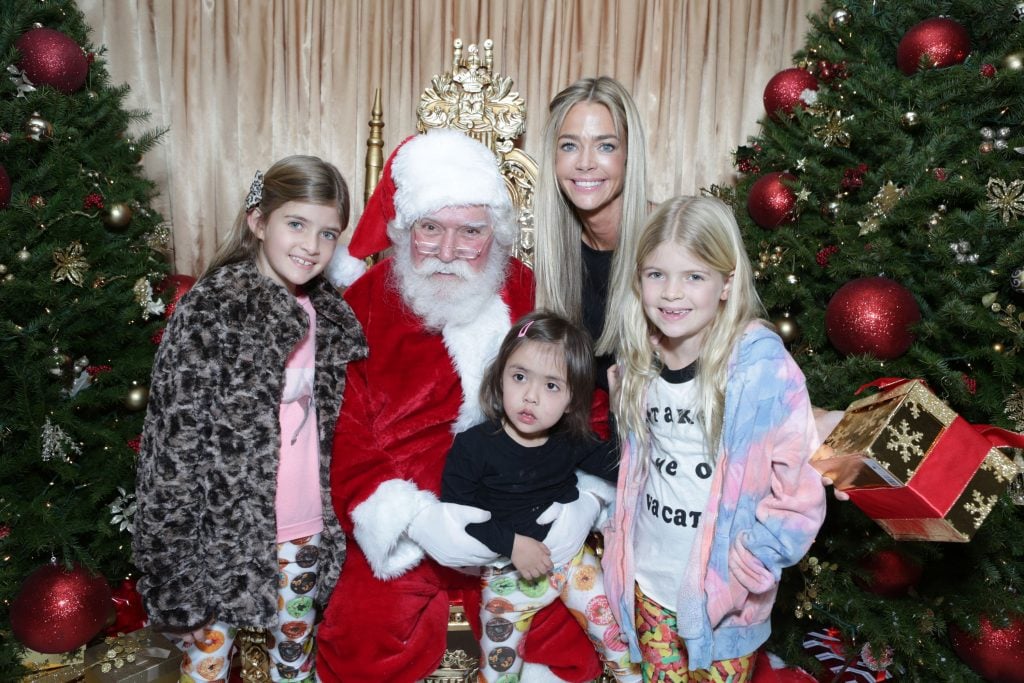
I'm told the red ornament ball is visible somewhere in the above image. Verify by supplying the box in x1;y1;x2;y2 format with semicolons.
825;277;920;359
950;614;1024;683
748;172;798;229
15;27;89;94
763;68;818;118
896;18;970;75
156;274;197;320
855;549;922;598
10;562;113;653
0;164;10;209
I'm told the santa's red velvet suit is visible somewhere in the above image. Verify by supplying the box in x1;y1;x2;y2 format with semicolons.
317;255;603;682
317;128;604;682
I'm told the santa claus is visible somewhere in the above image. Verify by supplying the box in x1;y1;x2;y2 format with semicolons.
317;129;605;682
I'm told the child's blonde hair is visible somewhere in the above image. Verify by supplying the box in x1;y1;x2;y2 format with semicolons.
612;196;765;459
204;155;350;277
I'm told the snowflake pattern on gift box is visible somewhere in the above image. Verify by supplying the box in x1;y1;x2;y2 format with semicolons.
885;419;925;466
962;487;999;529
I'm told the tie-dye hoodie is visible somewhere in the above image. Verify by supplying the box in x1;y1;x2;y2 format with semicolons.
601;323;826;670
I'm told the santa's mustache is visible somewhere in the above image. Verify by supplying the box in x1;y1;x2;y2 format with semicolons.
412;257;475;279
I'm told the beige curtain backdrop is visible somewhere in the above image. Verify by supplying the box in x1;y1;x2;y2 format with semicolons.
78;0;821;276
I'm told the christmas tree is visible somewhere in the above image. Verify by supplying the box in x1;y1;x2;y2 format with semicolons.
719;0;1024;680
0;1;172;675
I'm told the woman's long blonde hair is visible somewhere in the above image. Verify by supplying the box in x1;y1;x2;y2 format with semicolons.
203;155;350;278
612;196;765;461
533;76;648;358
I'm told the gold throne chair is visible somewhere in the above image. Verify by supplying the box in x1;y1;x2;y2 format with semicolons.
235;38;538;683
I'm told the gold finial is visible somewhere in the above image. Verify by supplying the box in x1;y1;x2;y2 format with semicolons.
364;87;385;204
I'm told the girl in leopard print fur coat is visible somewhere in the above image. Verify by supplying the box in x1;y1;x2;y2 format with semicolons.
133;156;367;682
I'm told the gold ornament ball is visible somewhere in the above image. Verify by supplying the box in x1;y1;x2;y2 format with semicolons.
828;8;851;30
772;313;802;344
900;111;920;130
993;342;1005;354
103;202;133;229
0;263;6;275
1004;52;1024;71
25;112;53;142
979;141;994;154
16;248;30;262
124;384;150;411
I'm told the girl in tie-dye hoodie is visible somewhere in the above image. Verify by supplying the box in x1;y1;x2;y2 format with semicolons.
599;196;826;681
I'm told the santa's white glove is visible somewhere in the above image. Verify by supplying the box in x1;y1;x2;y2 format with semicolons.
406;502;501;568
537;491;601;566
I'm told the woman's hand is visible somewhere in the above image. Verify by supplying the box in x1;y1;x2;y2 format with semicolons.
606;364;621;410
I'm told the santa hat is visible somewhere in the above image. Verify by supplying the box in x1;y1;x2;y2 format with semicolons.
346;129;514;260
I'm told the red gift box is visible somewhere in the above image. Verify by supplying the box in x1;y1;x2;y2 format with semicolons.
812;378;1023;542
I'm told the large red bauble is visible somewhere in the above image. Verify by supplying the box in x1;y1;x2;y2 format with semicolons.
763;68;818;119
825;277;920;359
896;18;970;75
156;273;197;320
0;164;10;209
855;549;922;598
950;614;1024;683
15;28;89;94
748;172;798;229
10;562;113;653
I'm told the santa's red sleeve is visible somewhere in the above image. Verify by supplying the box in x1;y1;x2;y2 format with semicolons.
331;262;442;579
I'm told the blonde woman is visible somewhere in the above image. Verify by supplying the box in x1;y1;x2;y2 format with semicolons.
533;76;649;394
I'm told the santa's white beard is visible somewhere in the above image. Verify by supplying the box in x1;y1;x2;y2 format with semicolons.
391;240;508;330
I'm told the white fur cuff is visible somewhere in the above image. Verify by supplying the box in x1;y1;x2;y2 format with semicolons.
352;479;437;580
576;470;617;529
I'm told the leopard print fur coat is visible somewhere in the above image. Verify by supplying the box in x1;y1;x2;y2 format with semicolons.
133;260;367;632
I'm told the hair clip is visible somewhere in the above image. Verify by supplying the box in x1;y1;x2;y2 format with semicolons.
244;170;264;211
517;320;534;337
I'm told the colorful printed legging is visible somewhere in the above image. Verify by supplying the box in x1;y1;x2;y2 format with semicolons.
165;534;321;682
634;584;756;683
477;544;641;682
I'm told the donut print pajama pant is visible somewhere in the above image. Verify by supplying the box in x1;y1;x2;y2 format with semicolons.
478;544;641;683
165;534;321;682
633;584;756;683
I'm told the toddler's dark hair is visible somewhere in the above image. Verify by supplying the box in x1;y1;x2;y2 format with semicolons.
480;310;595;440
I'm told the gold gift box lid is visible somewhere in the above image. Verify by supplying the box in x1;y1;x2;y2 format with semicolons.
812;379;957;490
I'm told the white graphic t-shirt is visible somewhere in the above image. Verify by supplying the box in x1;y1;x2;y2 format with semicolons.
634;361;714;609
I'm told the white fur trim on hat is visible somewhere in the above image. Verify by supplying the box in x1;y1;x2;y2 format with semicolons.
391;129;514;242
324;244;367;288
